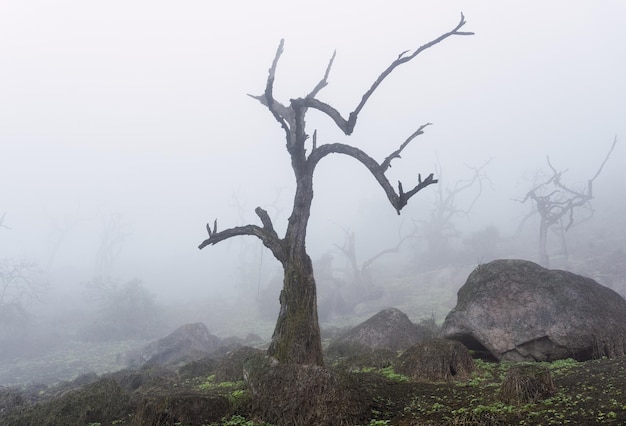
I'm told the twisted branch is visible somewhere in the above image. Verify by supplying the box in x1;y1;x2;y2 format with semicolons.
199;207;286;262
309;141;438;213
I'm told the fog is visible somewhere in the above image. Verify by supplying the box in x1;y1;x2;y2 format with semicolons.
1;2;625;369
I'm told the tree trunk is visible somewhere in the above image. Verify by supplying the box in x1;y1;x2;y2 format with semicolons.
539;220;549;267
267;252;324;365
265;170;324;365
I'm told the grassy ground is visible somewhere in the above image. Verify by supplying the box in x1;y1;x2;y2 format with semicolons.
3;347;626;425
373;357;626;425
2;253;626;425
203;355;626;425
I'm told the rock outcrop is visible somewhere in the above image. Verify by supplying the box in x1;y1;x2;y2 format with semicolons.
141;322;221;366
326;307;429;357
442;259;626;361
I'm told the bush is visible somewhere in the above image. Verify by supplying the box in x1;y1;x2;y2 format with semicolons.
80;278;163;341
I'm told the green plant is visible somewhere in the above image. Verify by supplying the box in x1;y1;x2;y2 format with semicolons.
377;366;409;382
209;414;273;425
368;420;390;425
228;388;249;410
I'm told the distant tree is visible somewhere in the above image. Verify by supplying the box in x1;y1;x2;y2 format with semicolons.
0;259;42;327
0;215;46;334
317;225;414;319
81;278;160;341
0;212;9;230
82;214;161;340
44;206;81;271
334;224;415;288
84;212;132;294
520;136;618;267
416;159;491;266
199;15;473;365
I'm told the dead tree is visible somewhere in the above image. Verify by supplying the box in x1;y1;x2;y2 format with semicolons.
199;15;473;365
0;259;40;326
0;212;9;231
84;213;132;297
44;208;81;271
417;159;491;264
0;215;45;328
521;136;617;267
335;224;415;285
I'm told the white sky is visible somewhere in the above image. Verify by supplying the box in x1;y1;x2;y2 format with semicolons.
1;1;625;301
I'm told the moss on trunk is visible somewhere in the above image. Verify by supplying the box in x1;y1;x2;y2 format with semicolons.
268;254;324;365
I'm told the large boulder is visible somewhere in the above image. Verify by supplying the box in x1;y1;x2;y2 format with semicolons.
442;259;626;361
214;346;265;383
141;322;221;366
326;308;429;358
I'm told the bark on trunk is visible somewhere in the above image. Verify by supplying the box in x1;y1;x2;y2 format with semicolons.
266;170;325;365
539;220;549;267
267;252;324;365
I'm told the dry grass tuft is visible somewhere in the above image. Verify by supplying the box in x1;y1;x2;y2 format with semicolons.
395;338;475;382
498;364;556;404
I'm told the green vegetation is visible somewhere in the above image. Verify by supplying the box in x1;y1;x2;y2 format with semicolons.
4;344;625;425
208;414;273;426
377;366;410;383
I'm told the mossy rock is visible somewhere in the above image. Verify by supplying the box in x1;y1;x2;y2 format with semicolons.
214;346;265;383
177;357;219;380
327;308;429;356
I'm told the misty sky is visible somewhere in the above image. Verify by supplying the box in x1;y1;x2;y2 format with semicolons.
1;1;625;303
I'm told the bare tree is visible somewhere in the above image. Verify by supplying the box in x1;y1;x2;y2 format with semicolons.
199;15;473;365
416;158;491;264
322;225;415;318
84;213;132;298
335;224;415;285
0;212;9;231
0;213;45;329
44;207;81;271
521;136;618;267
0;259;42;326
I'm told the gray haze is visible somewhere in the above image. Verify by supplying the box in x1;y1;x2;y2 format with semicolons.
1;2;625;332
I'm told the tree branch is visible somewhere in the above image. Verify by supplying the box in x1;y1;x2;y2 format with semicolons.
380;123;432;171
248;39;295;148
590;135;618;183
307;50;336;99
309;142;437;214
362;230;415;270
199;208;286;262
297;13;473;135
0;212;9;230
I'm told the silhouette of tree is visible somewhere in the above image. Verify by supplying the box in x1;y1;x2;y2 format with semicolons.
521;136;617;266
199;15;473;365
417;158;491;265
